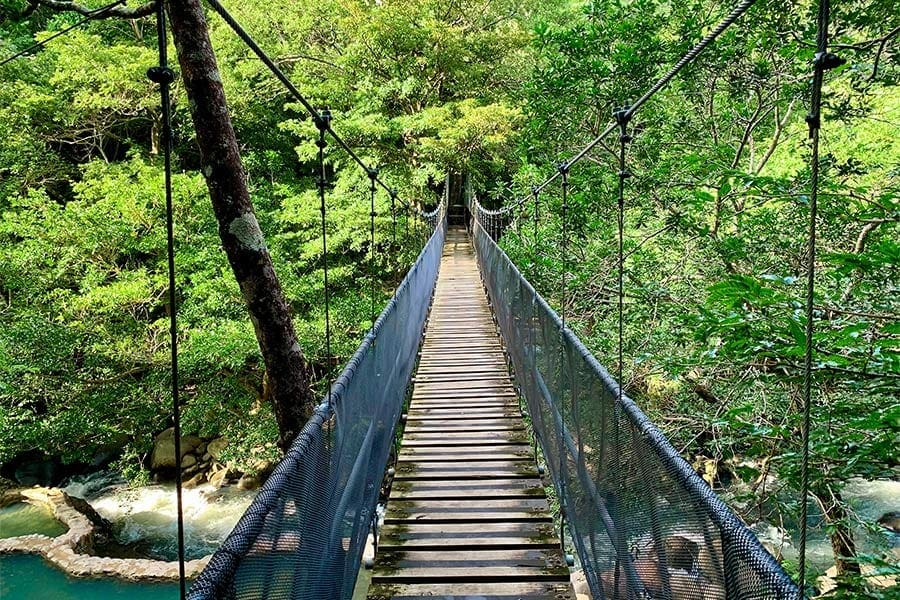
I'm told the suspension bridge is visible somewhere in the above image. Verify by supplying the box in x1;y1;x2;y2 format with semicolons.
4;0;847;596
150;0;830;597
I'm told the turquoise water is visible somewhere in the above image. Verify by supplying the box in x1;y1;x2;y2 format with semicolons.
0;503;67;539
0;554;180;599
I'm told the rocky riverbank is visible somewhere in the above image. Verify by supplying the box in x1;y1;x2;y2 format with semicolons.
148;428;274;491
0;487;209;581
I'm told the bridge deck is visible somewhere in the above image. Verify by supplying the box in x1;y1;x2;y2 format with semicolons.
366;229;574;600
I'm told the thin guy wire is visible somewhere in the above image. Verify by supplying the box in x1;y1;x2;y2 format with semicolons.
0;0;126;66
150;3;186;598
799;0;834;590
316;117;334;408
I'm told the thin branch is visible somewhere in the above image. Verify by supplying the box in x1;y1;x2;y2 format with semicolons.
34;0;156;19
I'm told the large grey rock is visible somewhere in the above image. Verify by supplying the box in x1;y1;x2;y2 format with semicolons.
206;437;228;460
149;428;203;471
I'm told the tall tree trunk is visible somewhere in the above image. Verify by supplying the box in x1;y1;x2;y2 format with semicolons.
165;0;314;450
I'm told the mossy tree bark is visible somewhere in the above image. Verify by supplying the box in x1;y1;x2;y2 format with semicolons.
163;0;315;450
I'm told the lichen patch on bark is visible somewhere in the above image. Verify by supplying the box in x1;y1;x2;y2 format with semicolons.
228;213;267;252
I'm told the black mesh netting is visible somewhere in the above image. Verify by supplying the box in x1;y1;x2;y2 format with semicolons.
188;214;446;600
473;221;801;600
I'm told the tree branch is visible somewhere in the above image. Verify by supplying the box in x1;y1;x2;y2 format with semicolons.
33;0;156;19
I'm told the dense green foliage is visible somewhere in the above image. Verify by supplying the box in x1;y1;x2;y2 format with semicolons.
0;0;897;594
494;0;899;593
0;0;533;472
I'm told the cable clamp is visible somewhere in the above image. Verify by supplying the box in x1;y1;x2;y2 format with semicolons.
814;51;845;71
367;167;379;180
147;66;175;84
613;105;632;126
557;162;569;176
314;108;332;132
531;185;539;197
618;170;632;179
805;112;820;131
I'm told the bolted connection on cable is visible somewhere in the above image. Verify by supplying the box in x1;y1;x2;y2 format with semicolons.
147;66;175;85
314;108;333;133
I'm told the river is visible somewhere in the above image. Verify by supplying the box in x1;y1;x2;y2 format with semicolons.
0;470;256;599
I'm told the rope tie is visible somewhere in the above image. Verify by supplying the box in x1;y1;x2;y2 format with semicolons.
147;4;186;598
315;109;334;407
799;0;841;590
368;167;378;332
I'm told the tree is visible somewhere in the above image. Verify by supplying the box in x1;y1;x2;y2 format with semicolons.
8;0;318;451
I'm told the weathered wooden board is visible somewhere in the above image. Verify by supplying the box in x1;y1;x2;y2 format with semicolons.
367;582;574;600
389;478;546;500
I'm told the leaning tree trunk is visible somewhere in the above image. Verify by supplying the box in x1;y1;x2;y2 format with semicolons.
165;0;314;450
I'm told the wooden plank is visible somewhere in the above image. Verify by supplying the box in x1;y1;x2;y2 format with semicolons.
398;445;533;462
378;522;556;550
385;498;551;522
371;549;569;583
409;398;519;408
393;460;539;480
367;582;574;600
402;432;530;446
389;478;546;500
402;419;525;431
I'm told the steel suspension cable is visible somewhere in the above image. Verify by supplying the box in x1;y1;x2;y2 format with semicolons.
0;0;125;67
147;3;186;598
316;111;334;407
799;0;841;591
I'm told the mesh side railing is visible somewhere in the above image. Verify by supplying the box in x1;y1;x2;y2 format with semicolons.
188;209;447;600
472;221;801;600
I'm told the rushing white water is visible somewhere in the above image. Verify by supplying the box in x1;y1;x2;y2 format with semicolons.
750;478;899;570
62;470;257;560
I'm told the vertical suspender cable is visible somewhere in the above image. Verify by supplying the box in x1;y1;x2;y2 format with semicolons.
148;5;186;598
799;0;841;591
390;191;397;246
368;168;378;331
559;164;569;328
612;105;633;599
614;105;632;406
557;163;570;557
532;186;540;278
316;110;334;407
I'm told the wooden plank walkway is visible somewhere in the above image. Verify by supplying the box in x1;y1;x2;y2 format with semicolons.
367;229;574;600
